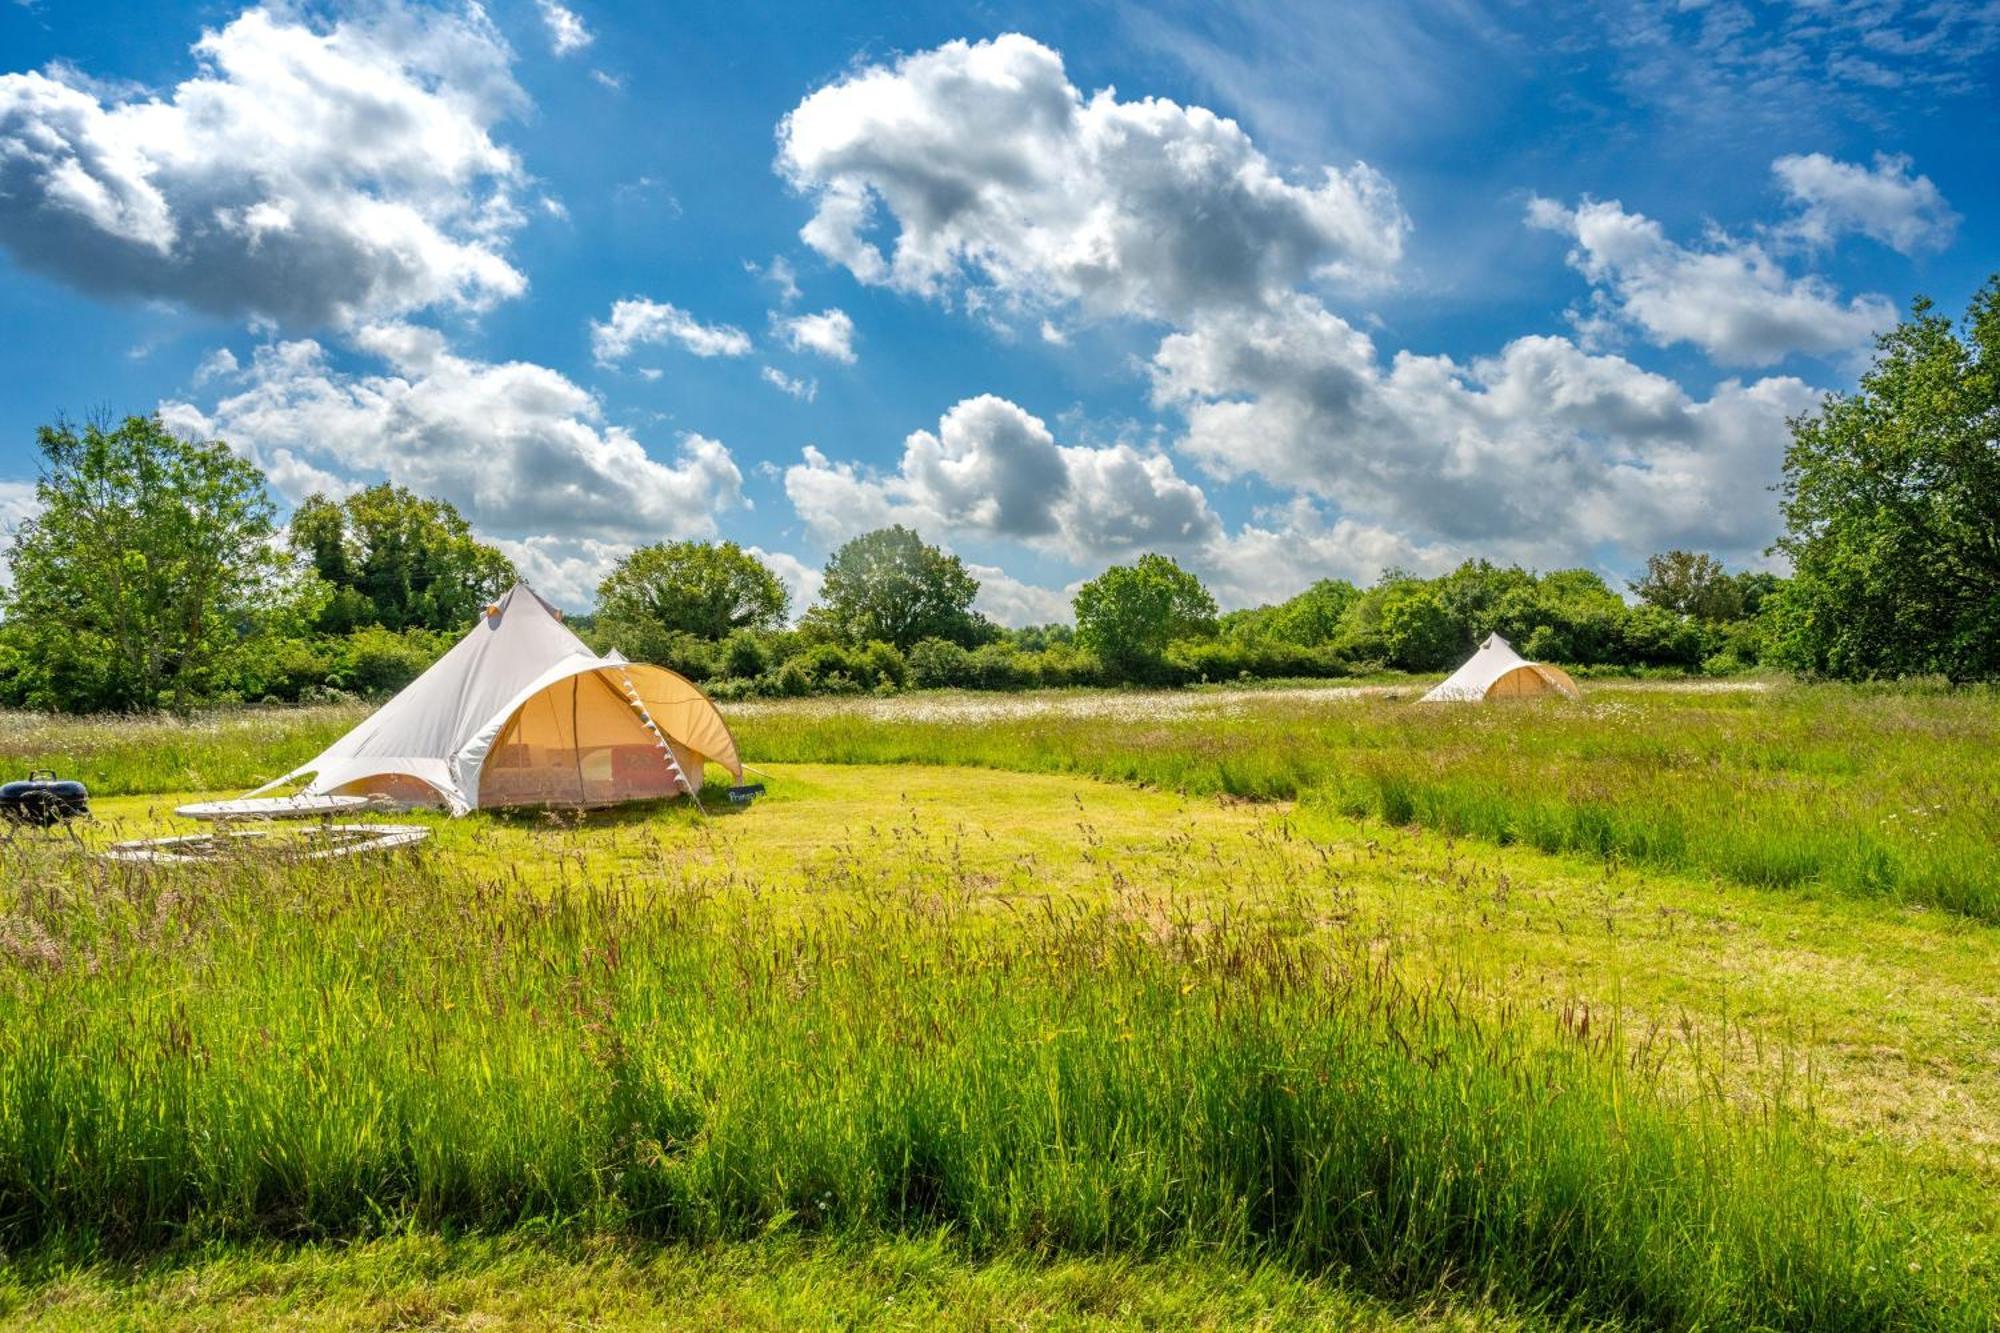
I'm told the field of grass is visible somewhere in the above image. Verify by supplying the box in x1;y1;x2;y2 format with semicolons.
2;683;1997;1327
730;681;2000;921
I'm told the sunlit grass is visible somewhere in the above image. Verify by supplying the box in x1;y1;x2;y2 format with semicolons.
1;826;1990;1328
731;682;2000;920
3;687;1998;1325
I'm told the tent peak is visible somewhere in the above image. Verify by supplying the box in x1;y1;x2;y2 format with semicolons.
486;582;568;624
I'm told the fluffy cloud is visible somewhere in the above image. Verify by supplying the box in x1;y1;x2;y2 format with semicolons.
777;33;1405;324
165;323;744;544
1772;152;1957;254
784;394;1220;558
760;366;817;401
0;4;527;328
967;563;1073;626
776;308;856;363
746;546;823;621
535;0;593;57
495;534;630;609
1151;294;1822;568
591;298;753;364
0;479;39;591
1527;196;1894;366
1199;500;1457;609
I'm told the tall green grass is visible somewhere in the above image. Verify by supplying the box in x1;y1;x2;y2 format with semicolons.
731;684;2000;920
0;840;1988;1328
7;683;1999;918
0;705;364;796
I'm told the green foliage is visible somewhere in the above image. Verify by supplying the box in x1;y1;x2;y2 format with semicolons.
1072;554;1218;675
0;415;306;713
908;637;973;688
1164;637;1344;683
808;527;986;650
1771;279;2000;682
1630;549;1746;621
1269;578;1360;646
291;484;514;634
328;626;455;696
1375;582;1461;671
595;541;789;645
719;629;771;680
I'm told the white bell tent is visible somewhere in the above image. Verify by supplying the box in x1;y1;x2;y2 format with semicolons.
253;584;742;814
1421;633;1581;703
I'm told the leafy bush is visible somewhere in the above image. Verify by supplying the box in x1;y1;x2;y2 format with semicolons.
329;627;452;697
720;630;771;680
858;641;909;689
909;638;973;689
1167;638;1344;683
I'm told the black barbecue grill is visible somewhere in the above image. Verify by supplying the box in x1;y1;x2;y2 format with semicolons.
0;770;90;826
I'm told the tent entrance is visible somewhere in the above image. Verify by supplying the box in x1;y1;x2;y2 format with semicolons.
478;669;698;809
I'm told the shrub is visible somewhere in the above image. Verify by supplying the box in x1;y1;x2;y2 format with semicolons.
909;638;973;689
1167;638;1344;683
331;626;451;697
964;644;1030;691
858;641;909;690
720;630;771;680
769;658;813;698
1618;605;1706;669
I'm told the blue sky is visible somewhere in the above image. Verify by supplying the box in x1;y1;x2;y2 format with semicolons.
1;0;1992;619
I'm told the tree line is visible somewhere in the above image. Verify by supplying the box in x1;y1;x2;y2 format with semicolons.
1;281;1994;712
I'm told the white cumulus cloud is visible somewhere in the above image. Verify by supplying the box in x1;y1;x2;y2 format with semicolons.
495;535;629;609
1151;294;1822;570
784;394;1220;559
776;33;1405;324
776;307;856;363
0;479;40;592
0;3;528;328
591;298;753;364
1527;196;1895;366
745;546;823;621
1772;151;1957;255
967;563;1074;626
164;324;744;545
760;366;817;401
535;0;593;56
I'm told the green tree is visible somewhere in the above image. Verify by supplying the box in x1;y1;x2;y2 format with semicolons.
0;415;305;712
596;540;788;644
1073;553;1218;675
807;526;985;650
1377;583;1460;672
1770;281;2000;681
291;484;514;633
1266;578;1360;646
1630;550;1746;622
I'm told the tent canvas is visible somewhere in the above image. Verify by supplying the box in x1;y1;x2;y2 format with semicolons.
1421;633;1581;703
254;584;742;814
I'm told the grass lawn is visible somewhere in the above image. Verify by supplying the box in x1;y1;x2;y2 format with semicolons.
3;685;1997;1326
1;1233;1544;1331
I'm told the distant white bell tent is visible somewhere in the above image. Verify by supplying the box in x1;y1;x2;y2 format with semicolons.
251;584;743;813
1421;633;1581;703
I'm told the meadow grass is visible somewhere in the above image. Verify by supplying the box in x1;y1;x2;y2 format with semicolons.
0;704;364;798
0;1232;1546;1331
12;682;1996;921
70;762;2000;1192
3;690;1998;1326
727;682;2000;921
0;814;1993;1330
